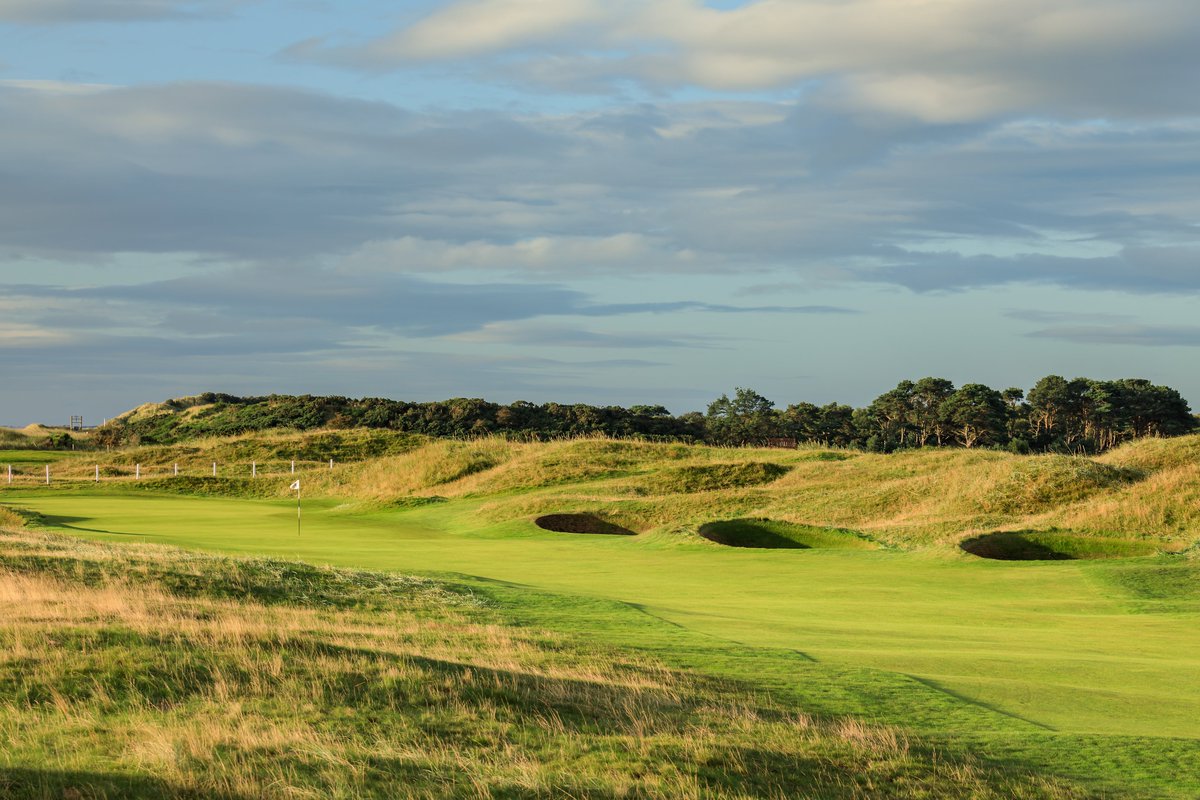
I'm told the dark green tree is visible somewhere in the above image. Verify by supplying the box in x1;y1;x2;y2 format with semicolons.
706;388;780;446
911;377;955;446
940;384;1008;448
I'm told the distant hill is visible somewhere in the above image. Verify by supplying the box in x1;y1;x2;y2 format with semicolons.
95;393;701;447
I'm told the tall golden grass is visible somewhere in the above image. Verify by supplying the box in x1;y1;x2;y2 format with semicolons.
11;430;1200;549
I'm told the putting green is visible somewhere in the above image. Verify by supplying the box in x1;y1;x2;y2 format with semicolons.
4;488;1200;795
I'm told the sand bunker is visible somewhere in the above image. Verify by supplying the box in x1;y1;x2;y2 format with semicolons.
534;514;637;536
699;519;875;550
961;531;1163;561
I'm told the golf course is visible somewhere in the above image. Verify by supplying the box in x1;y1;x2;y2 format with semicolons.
2;430;1199;798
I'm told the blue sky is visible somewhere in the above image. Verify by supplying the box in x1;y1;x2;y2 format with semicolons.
1;0;1198;424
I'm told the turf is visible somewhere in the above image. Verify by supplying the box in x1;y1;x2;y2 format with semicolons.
0;449;80;465
0;527;1090;799
3;488;1199;797
3;433;1200;797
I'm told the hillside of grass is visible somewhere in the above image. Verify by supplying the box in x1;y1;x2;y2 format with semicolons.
22;431;1200;551
5;430;1200;796
297;434;1200;550
0;525;1090;799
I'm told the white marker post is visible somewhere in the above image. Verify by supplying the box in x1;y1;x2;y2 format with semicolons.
135;464;140;480
252;461;257;477
212;462;217;477
6;465;11;484
45;465;50;485
95;464;99;483
291;460;295;474
174;463;179;477
329;458;334;471
290;479;301;536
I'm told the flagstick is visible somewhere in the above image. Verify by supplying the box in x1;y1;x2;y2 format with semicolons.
296;484;302;537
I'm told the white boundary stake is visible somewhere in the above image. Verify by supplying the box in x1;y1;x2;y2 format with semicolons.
329;458;334;470
6;465;11;484
135;464;140;480
45;465;50;485
174;463;179;476
252;461;257;477
212;462;217;477
95;464;100;482
291;460;296;474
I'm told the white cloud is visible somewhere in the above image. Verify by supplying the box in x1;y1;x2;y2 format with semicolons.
0;79;117;95
340;233;712;274
0;322;71;346
1;80;1198;294
289;0;1200;121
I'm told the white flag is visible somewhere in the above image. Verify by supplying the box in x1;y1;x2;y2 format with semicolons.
290;480;300;491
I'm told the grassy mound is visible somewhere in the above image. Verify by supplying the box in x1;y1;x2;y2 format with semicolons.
0;527;1088;800
699;518;876;550
103;429;428;468
647;462;791;494
982;456;1145;515
534;513;637;536
961;530;1165;561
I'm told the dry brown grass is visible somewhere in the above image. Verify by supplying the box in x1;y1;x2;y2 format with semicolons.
0;528;1091;799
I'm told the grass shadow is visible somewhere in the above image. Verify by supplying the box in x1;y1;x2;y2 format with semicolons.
0;767;252;800
534;513;637;536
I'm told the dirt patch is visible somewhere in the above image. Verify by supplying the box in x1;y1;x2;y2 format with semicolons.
534;514;637;536
961;530;1163;561
699;519;875;550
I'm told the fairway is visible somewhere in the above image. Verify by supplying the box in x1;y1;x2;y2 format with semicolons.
4;487;1199;796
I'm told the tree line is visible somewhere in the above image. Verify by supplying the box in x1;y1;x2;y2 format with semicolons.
707;377;1195;453
96;377;1195;454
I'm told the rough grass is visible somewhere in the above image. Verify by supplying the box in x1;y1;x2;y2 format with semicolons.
102;429;429;469
0;527;1089;800
643;462;793;494
7;433;1200;796
981;457;1146;515
14;432;1200;550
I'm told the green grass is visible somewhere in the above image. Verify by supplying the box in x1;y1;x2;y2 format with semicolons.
0;528;1088;799
0;449;79;466
4;432;1200;797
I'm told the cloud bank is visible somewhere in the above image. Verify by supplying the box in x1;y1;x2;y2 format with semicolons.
286;0;1200;121
2;80;1197;296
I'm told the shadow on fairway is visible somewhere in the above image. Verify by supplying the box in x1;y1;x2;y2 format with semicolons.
534;513;637;536
0;767;252;800
36;514;129;536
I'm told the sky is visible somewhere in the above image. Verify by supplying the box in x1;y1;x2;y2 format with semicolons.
1;0;1198;425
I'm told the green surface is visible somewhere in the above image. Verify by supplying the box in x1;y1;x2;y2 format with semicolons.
3;487;1199;796
0;450;79;466
0;527;1090;799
